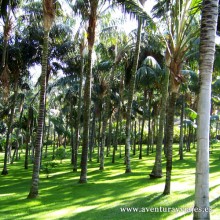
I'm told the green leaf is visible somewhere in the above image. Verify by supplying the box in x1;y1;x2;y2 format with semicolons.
185;108;197;120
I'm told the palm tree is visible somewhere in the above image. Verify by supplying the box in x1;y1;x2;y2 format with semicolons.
73;34;85;172
152;0;201;195
75;0;153;181
150;64;169;178
193;0;218;219
27;0;55;199
136;55;163;160
1;18;35;174
1;73;19;175
124;0;148;173
79;0;99;183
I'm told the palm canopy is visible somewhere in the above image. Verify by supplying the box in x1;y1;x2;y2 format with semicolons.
152;0;202;92
136;55;163;89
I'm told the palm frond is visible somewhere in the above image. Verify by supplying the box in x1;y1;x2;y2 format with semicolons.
113;0;154;26
47;75;78;93
142;56;161;70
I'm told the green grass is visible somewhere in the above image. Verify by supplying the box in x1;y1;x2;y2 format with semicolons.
0;144;220;220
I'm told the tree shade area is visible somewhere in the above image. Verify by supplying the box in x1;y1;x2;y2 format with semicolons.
0;0;219;219
1;145;220;219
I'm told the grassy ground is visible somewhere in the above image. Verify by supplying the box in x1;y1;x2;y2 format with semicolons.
0;144;220;220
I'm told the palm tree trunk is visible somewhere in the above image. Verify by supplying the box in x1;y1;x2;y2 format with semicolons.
112;106;120;163
147;92;152;156
24;107;32;169
119;120;122;158
139;117;145;159
193;0;218;219
89;107;96;162
97;110;102;163
79;48;93;183
125;19;142;173
133;120;137;155
0;8;11;75
179;94;185;160
79;0;98;183
150;69;169;178
70;102;74;164
163;92;177;195
100;99;108;171
52;130;56;160
27;29;49;198
106;116;112;157
1;76;19;175
27;0;54;199
73;56;84;171
151;118;155;153
63;117;68;149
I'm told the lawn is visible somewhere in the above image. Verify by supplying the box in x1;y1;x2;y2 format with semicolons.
0;144;220;220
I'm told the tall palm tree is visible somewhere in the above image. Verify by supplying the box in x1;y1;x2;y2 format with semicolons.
124;0;147;173
150;61;169;178
152;0;201;195
79;0;99;183
73;42;84;172
27;0;55;198
76;0;152;180
193;0;218;219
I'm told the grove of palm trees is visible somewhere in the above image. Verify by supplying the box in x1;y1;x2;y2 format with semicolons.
0;0;220;219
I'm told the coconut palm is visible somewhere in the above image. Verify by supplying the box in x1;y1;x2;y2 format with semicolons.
193;0;218;219
27;0;55;199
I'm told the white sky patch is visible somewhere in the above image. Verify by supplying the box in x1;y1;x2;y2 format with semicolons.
57;0;73;17
111;0;156;34
215;35;220;45
29;64;41;85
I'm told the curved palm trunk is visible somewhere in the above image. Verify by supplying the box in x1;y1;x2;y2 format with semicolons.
150;69;169;178
193;0;218;219
79;0;98;183
125;19;142;173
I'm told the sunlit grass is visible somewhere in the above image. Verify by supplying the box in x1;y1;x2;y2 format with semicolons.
0;144;220;220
